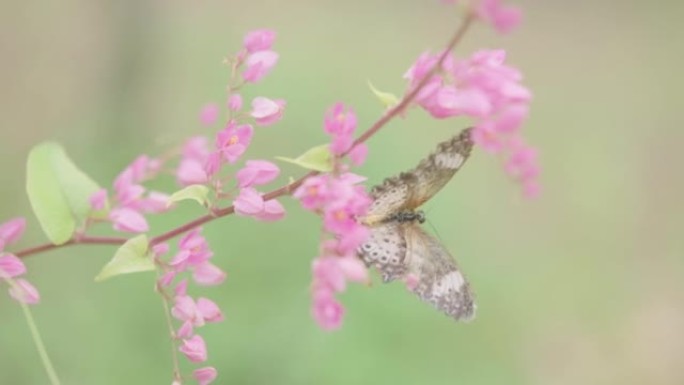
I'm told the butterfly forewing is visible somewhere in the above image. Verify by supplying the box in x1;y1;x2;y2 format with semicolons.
358;128;476;322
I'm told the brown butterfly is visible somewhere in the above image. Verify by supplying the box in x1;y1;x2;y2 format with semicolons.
358;128;476;321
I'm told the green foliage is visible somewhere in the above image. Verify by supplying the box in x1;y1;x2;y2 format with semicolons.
94;235;154;282
276;144;333;172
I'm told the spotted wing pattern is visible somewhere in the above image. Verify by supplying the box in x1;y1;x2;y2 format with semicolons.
403;225;475;321
358;128;476;321
358;222;407;283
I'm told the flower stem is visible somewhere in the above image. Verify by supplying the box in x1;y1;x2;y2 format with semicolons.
20;300;62;385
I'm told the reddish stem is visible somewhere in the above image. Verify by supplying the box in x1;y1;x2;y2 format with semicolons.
15;12;475;259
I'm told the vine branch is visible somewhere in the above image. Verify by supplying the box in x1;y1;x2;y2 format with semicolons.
15;11;475;259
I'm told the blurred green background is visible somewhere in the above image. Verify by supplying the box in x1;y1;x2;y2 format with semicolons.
1;1;683;384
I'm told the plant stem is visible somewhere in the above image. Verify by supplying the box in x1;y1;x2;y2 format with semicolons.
20;300;62;385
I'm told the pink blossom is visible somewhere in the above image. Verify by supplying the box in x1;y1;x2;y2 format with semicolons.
472;122;505;153
293;176;330;211
227;93;243;111
115;184;145;207
234;187;264;216
137;191;171;213
242;50;279;83
236;160;280;188
337;256;369;283
255;199;286;222
200;103;219;126
196;297;223;323
179;335;208;363
193;262;226;286
177;159;208;186
348;144;368;166
183;137;210;161
193;367;218;385
109;208;149;233
311;289;344;331
175;279;188;297
329;131;354;156
89;189;108;211
9;278;40;304
336;225;370;256
204;152;222;178
476;0;523;34
158;270;176;287
0;254;26;278
177;320;194;339
324;103;357;136
243;29;276;53
152;243;169;257
178;229;212;266
250;97;286;126
0;218;26;246
312;257;346;293
216;122;254;164
172;295;204;326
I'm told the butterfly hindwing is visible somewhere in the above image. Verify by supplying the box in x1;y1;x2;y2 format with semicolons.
358;222;408;283
404;225;475;321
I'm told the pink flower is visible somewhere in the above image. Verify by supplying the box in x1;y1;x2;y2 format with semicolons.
311;289;344;331
177;159;208;186
337;257;369;283
216;123;254;164
136;191;171;213
243;29;276;53
242;50;279;83
472;121;504;153
329;131;354;156
255;199;286;222
193;262;226;286
0;217;26;246
172;295;204;326
200;103;219;126
158;270;176;287
234;187;264;216
178;229;212;266
293;176;330;211
324;103;357;136
175;279;188;297
476;0;522;34
179;335;208;363
250;97;285;126
196;297;224;323
194;367;218;385
89;189;108;211
312;257;346;293
204;152;222;178
109;208;149;233
236;160;280;188
9;278;40;304
0;254;26;278
227;93;243;111
177;320;194;339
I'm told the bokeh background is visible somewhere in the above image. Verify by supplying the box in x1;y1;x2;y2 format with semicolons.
1;1;683;384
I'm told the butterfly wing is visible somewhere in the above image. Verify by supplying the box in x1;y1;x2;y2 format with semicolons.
361;128;473;225
358;222;408;283
403;224;476;321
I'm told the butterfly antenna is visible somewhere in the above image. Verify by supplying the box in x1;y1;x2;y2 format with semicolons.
424;207;445;244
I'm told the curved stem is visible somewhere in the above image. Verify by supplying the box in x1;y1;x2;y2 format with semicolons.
15;12;475;258
19;299;62;385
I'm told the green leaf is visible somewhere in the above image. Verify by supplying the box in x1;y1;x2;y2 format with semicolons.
94;235;154;282
26;142;102;245
368;81;400;109
168;185;210;207
276;144;333;172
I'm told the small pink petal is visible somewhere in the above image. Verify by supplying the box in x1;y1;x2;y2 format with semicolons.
243;29;276;52
176;159;209;186
179;335;208;363
89;189;108;211
311;288;344;331
227;93;243;111
200;103;219;126
234;188;264;216
175;279;189;297
193;366;218;385
0;253;26;278
236;160;280;188
193;262;227;286
0;217;26;246
255;199;286;222
171;295;199;323
242;50;279;83
337;257;368;283
9;278;40;304
152;243;170;257
197;297;224;323
177;320;194;339
250;97;285;126
109;208;149;233
158;270;176;287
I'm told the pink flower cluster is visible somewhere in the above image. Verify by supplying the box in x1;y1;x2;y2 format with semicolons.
442;0;522;34
91;155;171;233
0;217;40;304
294;103;371;330
156;228;224;385
404;49;540;197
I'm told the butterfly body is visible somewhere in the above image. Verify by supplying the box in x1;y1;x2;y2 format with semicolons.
358;128;476;321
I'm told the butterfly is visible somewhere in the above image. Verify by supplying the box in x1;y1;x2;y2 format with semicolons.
358;128;476;321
